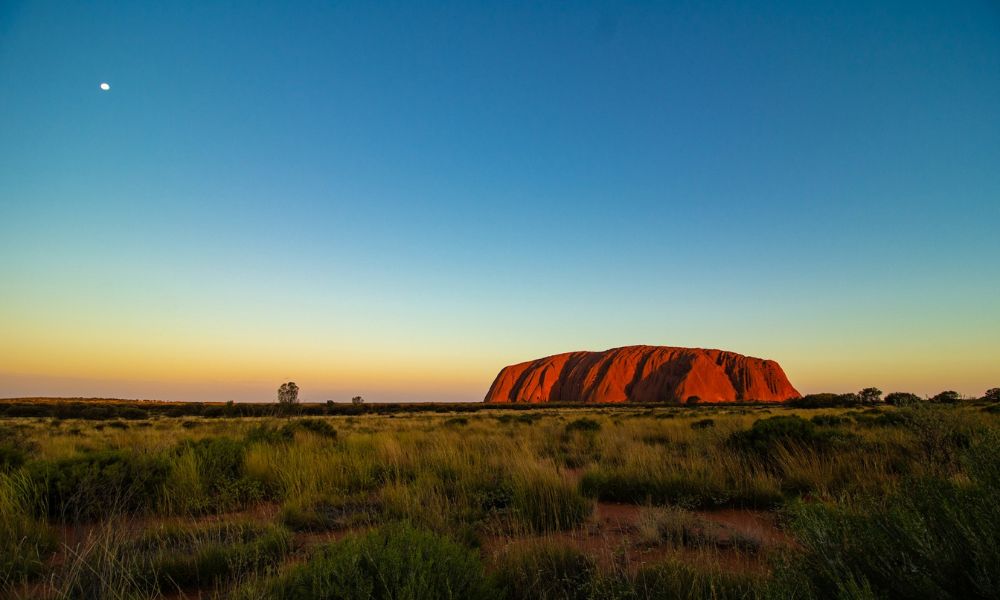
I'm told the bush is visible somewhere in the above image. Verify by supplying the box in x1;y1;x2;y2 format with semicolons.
614;560;770;600
1;471;56;584
565;418;601;433
280;496;379;532
0;446;26;472
885;392;922;407
904;406;976;475
68;522;291;597
0;436;28;472
788;433;1000;599
809;414;850;427
261;523;493;599
853;411;909;428
510;465;592;532
789;393;862;408
171;437;265;513
119;407;149;420
931;390;961;404
578;449;786;510
29;450;170;521
292;418;338;440
494;542;595;600
636;505;706;547
690;418;715;429
728;415;840;458
245;423;295;445
79;406;114;420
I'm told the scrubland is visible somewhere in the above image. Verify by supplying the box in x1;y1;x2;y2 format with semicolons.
1;400;999;599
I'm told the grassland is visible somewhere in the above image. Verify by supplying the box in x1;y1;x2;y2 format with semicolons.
1;399;999;599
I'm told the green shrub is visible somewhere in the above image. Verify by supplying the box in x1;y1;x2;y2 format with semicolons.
856;411;908;428
119;407;149;420
494;542;595;600
1;471;56;585
610;560;771;600
691;418;715;429
885;392;922;407
511;466;592;532
262;523;493;599
80;406;114;420
903;407;976;475
29;450;170;521
68;522;291;597
174;437;265;512
0;443;27;472
636;505;707;547
565;418;601;433
809;414;849;427
581;468;726;509
787;433;1000;599
245;423;295;444
280;495;379;532
931;390;961;404
444;417;469;427
728;415;840;457
292;418;339;439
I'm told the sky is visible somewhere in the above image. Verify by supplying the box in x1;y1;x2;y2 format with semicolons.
1;1;998;402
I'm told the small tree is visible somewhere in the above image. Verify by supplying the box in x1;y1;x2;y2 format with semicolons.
930;390;960;404
351;395;364;405
885;392;921;407
983;388;1000;402
278;382;300;405
859;387;883;404
685;396;701;406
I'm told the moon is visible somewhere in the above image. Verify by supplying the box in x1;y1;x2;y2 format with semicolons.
99;82;110;91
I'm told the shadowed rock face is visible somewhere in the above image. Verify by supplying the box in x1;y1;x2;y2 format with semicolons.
484;345;800;404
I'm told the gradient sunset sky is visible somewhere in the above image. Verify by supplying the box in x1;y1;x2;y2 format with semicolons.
2;1;998;402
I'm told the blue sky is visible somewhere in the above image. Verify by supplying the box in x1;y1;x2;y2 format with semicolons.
1;1;998;401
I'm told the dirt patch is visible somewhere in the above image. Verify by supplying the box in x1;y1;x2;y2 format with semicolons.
483;502;793;574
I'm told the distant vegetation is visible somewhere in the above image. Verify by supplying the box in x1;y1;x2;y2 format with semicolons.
1;389;998;598
3;385;994;419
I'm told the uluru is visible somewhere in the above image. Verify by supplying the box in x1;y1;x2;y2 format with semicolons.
484;345;800;404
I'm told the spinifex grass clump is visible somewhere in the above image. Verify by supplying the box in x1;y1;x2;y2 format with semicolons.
291;418;339;439
65;521;291;598
254;522;493;600
565;418;602;433
0;425;31;472
280;493;380;532
494;542;596;600
580;444;783;509
787;432;1000;599
612;560;773;600
809;414;850;427
0;471;56;586
165;437;266;514
727;415;843;457
29;449;170;521
509;462;593;532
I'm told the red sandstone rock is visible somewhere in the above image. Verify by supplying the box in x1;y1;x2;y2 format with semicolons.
484;345;799;404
